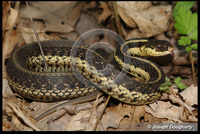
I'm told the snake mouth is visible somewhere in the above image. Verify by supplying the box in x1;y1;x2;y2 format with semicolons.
170;50;174;57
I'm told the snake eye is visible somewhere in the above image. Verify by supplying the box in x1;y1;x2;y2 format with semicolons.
156;45;161;50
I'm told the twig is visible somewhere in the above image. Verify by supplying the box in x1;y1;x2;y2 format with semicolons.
128;106;136;131
25;1;48;72
187;26;197;86
93;95;110;131
112;1;124;39
190;51;196;86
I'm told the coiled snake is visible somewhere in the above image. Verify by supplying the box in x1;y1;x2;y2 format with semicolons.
6;39;173;105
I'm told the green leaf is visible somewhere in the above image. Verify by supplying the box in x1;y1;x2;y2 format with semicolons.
186;13;197;35
177;83;187;90
174;7;187;34
178;36;191;46
159;86;170;93
190;26;198;40
174;77;182;85
186;46;193;52
165;77;170;82
160;86;169;91
190;43;198;50
174;6;198;36
172;1;195;17
161;81;173;87
174;22;187;34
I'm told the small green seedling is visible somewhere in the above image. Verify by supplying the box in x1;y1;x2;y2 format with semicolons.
160;77;187;93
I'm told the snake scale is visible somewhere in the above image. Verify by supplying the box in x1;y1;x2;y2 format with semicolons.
6;39;173;105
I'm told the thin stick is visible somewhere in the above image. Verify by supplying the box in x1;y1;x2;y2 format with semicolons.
188;26;197;86
190;51;196;86
93;95;110;131
112;1;124;39
25;1;48;72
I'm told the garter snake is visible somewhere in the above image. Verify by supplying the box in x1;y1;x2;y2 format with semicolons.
6;39;173;106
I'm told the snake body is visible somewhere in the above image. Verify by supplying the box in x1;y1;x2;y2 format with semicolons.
6;39;173;105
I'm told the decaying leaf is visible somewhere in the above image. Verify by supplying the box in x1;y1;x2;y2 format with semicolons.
3;79;15;99
161;66;193;75
145;101;182;122
145;84;198;123
3;30;18;69
179;107;197;122
2;2;19;67
179;84;197;106
119;106;147;131
125;29;145;39
65;109;97;131
19;26;52;44
100;104;124;130
98;2;112;23
6;101;40;131
117;1;172;38
3;1;20;31
117;1;152;28
173;50;198;65
169;92;195;112
48;112;72;131
99;103;138;131
11;116;34;131
19;2;80;33
2;1;10;31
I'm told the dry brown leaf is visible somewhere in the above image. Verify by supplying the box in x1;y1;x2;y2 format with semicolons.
2;1;11;32
117;2;152;28
155;33;170;41
6;101;40;131
75;12;102;46
65;98;104;131
181;78;196;87
11;116;34;131
3;30;18;69
145;85;197;123
179;84;198;106
35;108;69;131
75;12;102;35
59;31;79;41
3;79;15;99
3;2;20;31
161;66;193;75
120;106;147;131
125;29;145;39
104;105;134;131
66;2;84;27
179;107;197;122
168;87;195;113
19;26;52;44
144;112;164;123
117;2;172;38
169;92;194;112
173;50;197;65
145;101;182;122
168;97;197;123
2;2;10;20
65;109;97;131
100;103;133;130
131;106;145;124
98;2;112;23
19;2;78;33
36;96;103;131
48;113;72;131
74;102;93;114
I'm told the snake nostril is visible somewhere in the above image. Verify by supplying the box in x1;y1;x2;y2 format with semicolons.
61;21;65;25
